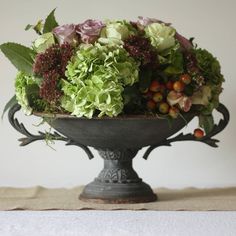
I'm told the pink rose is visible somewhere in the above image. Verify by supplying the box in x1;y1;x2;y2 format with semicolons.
76;19;104;44
53;24;78;45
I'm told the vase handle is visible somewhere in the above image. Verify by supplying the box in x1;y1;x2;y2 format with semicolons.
8;104;94;159
143;103;230;160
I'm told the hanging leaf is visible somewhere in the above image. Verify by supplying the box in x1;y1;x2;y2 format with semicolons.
199;114;214;134
0;43;35;75
43;8;59;34
1;95;17;119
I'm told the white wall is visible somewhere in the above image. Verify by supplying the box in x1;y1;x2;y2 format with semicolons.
0;0;235;189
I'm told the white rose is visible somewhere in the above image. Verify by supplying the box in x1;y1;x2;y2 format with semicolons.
33;32;55;53
98;21;130;45
145;23;176;52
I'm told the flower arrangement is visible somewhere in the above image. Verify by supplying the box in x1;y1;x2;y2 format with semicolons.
1;9;225;137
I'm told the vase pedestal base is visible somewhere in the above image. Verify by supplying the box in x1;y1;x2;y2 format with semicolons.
79;148;157;204
79;181;157;204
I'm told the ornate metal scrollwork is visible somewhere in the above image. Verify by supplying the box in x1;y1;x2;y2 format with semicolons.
95;148;141;183
97;148;139;160
97;168;141;183
143;103;230;160
8;104;94;159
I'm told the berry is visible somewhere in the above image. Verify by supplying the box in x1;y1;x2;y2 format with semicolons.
158;102;169;114
149;81;161;92
147;100;156;110
194;128;204;139
173;81;185;92
180;74;191;84
153;92;163;102
166;81;174;90
169;106;179;118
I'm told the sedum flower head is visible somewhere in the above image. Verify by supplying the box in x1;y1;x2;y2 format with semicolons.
61;43;139;118
124;35;158;68
33;43;74;79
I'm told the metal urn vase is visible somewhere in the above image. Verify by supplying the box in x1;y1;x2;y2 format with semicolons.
8;103;229;203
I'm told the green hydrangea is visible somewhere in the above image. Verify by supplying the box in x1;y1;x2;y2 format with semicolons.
194;48;224;114
15;72;38;115
194;48;225;85
61;43;139;118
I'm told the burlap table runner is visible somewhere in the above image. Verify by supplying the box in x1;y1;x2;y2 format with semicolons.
0;186;236;211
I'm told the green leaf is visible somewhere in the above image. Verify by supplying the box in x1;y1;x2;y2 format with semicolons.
43;8;59;34
25;20;44;35
199;114;214;134
0;43;35;75
139;69;152;92
164;50;183;75
1;95;17;119
123;85;140;105
25;24;33;31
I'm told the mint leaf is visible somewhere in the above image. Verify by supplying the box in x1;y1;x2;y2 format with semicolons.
199;114;214;134
0;43;35;75
1;95;17;119
43;8;59;34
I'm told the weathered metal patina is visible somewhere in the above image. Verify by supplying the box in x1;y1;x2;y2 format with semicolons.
8;103;229;203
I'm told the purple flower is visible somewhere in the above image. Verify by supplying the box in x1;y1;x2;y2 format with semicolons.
53;24;78;45
175;32;193;51
76;19;104;44
137;16;171;27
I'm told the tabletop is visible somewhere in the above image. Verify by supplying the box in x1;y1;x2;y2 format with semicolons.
0;211;236;236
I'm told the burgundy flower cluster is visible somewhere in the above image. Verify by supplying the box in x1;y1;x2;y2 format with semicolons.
33;43;74;103
39;71;62;104
124;35;158;69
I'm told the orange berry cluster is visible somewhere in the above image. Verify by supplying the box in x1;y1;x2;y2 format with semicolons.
143;73;192;118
